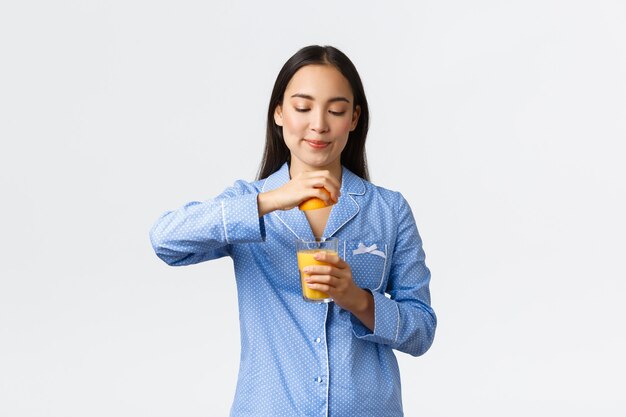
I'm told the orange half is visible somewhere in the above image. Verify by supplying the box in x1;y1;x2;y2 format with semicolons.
299;189;332;211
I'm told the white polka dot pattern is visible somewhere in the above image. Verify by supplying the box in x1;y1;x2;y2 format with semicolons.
149;163;436;416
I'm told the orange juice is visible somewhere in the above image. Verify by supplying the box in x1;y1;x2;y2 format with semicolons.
297;249;337;302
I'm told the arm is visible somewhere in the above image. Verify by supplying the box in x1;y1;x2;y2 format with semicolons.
150;169;340;266
149;180;266;266
350;194;437;357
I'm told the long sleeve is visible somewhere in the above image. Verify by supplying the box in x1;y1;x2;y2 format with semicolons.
150;164;433;415
351;193;437;357
149;180;266;266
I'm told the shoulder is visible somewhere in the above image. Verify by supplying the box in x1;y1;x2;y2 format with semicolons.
360;178;410;211
355;178;419;236
215;178;264;199
341;166;412;217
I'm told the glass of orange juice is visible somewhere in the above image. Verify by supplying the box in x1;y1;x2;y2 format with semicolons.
296;237;339;303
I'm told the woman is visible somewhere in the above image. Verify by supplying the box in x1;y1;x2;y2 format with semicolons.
150;45;436;416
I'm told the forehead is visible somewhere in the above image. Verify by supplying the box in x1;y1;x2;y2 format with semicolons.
285;64;353;100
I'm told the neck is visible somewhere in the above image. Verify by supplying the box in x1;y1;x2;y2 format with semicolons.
289;159;343;184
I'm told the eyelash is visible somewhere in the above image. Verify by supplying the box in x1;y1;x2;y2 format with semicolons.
295;108;346;116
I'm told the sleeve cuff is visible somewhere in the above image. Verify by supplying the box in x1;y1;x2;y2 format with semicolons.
221;193;266;243
351;291;400;345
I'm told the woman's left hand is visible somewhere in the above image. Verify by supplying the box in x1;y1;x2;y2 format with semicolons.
303;251;375;331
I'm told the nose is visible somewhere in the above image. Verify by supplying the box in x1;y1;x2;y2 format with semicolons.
310;109;329;134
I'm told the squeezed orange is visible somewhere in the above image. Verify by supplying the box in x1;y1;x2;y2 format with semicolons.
299;189;333;211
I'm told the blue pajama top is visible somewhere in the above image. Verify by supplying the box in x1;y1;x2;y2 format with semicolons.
149;162;436;417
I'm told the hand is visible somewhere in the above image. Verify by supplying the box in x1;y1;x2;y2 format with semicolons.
257;171;340;216
303;251;375;330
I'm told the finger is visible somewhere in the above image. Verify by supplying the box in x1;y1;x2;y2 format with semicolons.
303;264;334;275
304;182;338;204
314;187;335;205
320;177;341;202
305;282;332;293
304;274;336;287
334;257;349;269
297;177;334;205
305;174;341;202
317;170;341;190
312;251;342;266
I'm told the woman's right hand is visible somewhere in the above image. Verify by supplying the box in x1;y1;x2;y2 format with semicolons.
257;170;341;216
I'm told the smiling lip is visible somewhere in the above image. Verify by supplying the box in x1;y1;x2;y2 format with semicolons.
304;139;330;149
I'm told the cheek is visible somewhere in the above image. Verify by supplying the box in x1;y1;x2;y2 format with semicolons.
335;118;353;134
282;112;307;133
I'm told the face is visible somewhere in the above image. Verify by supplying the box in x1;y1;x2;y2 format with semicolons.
274;64;361;173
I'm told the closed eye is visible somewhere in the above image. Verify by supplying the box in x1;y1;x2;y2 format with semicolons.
329;111;346;116
295;108;310;112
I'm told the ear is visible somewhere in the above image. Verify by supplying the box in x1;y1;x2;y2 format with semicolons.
349;105;361;131
274;104;284;127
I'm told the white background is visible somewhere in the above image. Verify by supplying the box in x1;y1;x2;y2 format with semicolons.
1;1;625;416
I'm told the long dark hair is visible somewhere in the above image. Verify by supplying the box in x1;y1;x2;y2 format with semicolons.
256;45;370;181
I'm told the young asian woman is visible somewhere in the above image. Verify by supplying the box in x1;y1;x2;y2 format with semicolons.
150;45;436;417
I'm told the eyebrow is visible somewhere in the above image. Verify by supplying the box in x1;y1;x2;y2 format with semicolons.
290;93;351;104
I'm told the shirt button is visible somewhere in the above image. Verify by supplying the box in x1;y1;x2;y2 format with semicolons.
315;337;321;343
315;376;322;383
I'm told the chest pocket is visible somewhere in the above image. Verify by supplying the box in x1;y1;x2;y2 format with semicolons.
345;240;389;292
